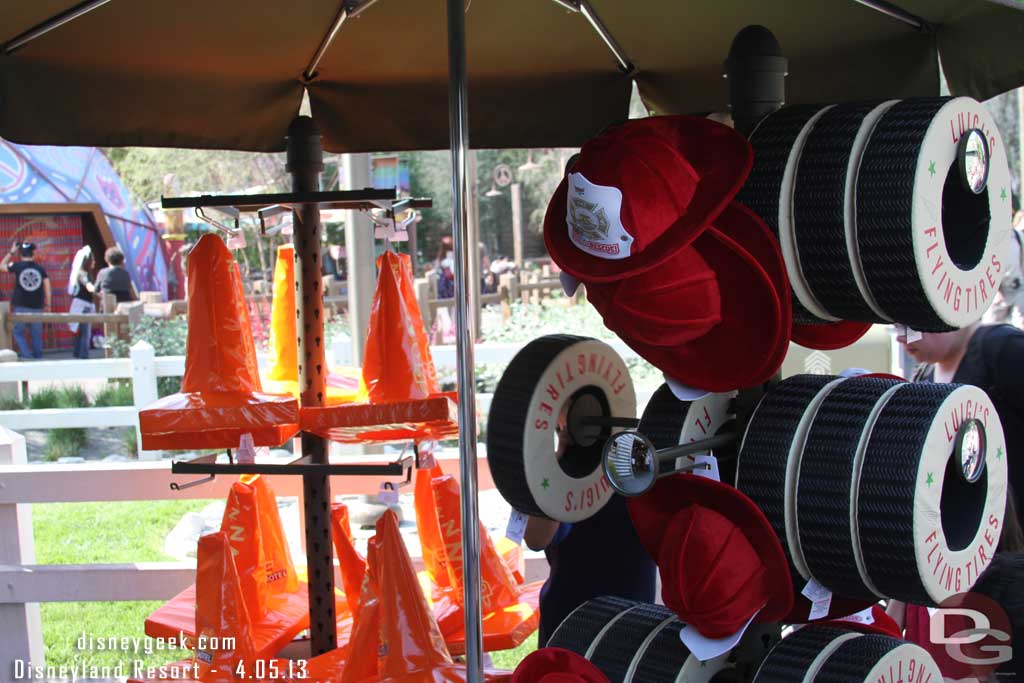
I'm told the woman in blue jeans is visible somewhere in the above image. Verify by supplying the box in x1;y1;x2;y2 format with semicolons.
2;241;50;359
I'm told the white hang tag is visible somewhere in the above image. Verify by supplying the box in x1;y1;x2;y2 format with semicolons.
236;433;257;465
374;217;397;240
226;231;247;250
664;374;711;402
391;229;409;242
896;324;923;344
679;609;760;661
683;453;720;482
417;441;438;469
802;578;833;620
378;483;399;505
808;597;833;621
505;510;528;545
560;271;581;296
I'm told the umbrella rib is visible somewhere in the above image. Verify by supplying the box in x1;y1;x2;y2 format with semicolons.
551;0;635;75
303;0;384;82
3;0;113;54
851;0;933;31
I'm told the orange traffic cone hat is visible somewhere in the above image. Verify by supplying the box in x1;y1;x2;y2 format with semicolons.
263;243;366;403
139;234;299;449
331;502;369;614
193;531;259;683
145;476;309;660
300;251;458;444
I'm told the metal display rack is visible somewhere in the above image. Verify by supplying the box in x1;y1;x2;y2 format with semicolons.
162;118;431;657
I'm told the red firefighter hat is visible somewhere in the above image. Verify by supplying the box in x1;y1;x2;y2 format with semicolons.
628;474;793;638
512;648;610;683
586;202;790;392
544;115;752;283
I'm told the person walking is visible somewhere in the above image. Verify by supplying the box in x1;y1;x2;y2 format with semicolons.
67;245;96;359
96;246;137;303
1;241;50;359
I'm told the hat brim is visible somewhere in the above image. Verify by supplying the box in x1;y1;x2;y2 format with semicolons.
791;320;872;351
627;474;793;625
592;203;788;392
544;116;752;283
512;647;610;683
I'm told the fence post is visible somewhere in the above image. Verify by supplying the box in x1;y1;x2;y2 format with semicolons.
0;349;18;402
102;294;117;358
0;302;10;352
131;341;160;461
0;426;44;673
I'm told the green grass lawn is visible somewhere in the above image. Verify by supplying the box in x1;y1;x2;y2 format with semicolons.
33;500;212;671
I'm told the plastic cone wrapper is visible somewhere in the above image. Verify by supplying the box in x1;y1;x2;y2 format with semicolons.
431;476;519;614
362;251;440;403
431;476;540;656
263;243;367;404
193;531;259;683
414;466;451;589
145;476;309;659
139;234;299;449
245;475;299;595
331;502;369;614
300;251;457;444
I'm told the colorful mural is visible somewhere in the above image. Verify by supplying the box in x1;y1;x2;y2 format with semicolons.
0;139;168;297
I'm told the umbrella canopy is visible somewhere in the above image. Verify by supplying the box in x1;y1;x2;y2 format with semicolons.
1;1;1023;153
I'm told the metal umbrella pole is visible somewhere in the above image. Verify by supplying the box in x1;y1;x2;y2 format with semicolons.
286;115;338;656
445;0;483;680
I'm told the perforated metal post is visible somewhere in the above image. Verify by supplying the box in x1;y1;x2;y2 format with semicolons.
286;115;337;655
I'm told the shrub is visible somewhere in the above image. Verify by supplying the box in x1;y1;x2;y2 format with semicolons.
28;388;61;410
93;381;134;407
109;317;187;397
0;396;24;410
45;428;88;461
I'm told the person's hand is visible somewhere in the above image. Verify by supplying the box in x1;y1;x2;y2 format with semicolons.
9;241;18;255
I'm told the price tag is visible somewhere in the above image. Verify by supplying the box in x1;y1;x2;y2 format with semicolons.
417;441;438;469
686;454;720;483
896;324;923;343
378;483;399;506
505;510;528;544
236;433;257;465
802;578;833;620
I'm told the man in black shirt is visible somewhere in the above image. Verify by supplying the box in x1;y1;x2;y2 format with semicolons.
900;322;1024;530
96;246;136;303
1;241;50;359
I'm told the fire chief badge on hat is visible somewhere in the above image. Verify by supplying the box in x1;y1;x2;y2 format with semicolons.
627;474;793;648
544;116;753;283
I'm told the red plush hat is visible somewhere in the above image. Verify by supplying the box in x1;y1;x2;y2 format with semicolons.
627;474;793;638
586;202;790;392
791;319;872;351
512;648;609;683
544;116;752;283
825;604;903;638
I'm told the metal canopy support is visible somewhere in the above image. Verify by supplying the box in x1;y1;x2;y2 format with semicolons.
2;0;113;54
549;0;635;75
286;115;338;656
303;0;385;81
446;0;484;680
852;0;931;31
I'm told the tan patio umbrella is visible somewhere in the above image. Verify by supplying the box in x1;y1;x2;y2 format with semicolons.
2;1;1024;152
